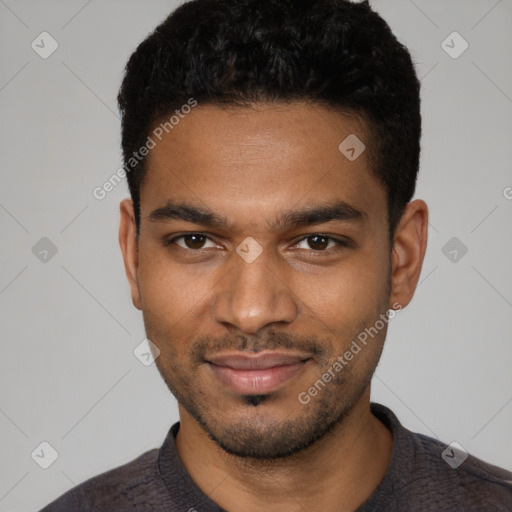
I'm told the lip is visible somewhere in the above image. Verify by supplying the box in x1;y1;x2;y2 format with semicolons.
206;351;310;395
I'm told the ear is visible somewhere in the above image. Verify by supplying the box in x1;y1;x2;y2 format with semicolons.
389;199;428;310
119;198;142;310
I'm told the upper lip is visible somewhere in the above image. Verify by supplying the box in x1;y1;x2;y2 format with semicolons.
207;351;310;370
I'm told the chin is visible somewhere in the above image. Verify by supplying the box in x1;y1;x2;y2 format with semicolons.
193;398;350;460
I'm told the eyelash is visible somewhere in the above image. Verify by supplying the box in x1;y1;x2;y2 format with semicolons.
164;233;349;254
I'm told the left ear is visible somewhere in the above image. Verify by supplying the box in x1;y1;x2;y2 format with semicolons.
389;199;428;309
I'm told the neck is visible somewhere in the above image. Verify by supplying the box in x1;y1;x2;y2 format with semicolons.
175;387;392;512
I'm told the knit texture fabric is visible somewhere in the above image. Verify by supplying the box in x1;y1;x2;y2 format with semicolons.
40;403;512;511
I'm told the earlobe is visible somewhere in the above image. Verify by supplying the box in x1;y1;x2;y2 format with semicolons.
119;198;142;310
389;199;428;310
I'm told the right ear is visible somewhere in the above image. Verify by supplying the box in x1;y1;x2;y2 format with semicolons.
119;198;142;310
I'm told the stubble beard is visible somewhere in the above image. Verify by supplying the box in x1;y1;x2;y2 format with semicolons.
153;329;384;460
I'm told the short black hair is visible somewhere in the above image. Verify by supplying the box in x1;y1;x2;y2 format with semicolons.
118;0;421;242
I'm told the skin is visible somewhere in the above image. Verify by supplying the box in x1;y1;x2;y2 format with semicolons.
119;102;428;511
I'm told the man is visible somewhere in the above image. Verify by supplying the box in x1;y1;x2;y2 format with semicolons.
41;0;512;510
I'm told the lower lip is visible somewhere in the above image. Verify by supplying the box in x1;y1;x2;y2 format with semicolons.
208;362;306;395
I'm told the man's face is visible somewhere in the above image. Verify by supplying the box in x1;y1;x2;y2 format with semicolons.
129;103;395;458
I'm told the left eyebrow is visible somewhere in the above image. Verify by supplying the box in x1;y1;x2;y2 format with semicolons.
148;199;367;232
269;200;367;232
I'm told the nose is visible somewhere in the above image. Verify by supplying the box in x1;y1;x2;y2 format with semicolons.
212;247;298;335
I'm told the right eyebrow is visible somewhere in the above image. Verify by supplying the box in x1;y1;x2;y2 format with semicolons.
148;202;230;228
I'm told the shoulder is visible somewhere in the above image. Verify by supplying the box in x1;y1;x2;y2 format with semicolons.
413;432;512;508
40;448;163;511
367;403;512;511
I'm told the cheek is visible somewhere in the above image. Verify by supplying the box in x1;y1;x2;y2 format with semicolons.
300;250;390;327
137;249;217;350
138;247;200;309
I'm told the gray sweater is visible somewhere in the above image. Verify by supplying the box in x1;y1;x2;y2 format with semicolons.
40;403;512;511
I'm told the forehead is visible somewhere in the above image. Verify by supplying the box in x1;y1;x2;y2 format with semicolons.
141;102;386;230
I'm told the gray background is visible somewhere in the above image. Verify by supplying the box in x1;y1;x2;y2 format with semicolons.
0;0;511;510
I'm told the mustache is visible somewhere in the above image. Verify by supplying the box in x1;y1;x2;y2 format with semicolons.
190;330;331;364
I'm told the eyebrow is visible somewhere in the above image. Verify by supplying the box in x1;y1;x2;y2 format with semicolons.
148;200;367;232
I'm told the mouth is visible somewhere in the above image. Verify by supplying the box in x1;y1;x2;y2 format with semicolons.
206;351;311;395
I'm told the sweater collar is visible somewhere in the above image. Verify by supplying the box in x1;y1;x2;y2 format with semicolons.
157;402;409;510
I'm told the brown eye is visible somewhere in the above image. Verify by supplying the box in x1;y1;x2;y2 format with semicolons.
166;233;218;250
181;234;207;249
293;234;348;253
306;235;329;250
295;233;350;256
